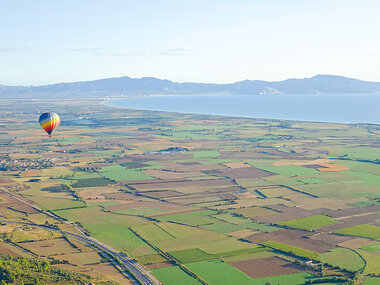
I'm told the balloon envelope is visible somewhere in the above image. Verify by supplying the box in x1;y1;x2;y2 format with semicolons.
39;112;60;136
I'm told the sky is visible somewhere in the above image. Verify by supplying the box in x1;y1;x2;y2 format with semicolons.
1;0;379;85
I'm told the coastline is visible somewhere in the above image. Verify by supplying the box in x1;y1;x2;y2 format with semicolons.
101;95;380;125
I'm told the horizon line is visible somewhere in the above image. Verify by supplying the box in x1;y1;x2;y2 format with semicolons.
1;73;378;88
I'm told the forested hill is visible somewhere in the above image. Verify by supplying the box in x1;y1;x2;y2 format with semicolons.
1;74;380;98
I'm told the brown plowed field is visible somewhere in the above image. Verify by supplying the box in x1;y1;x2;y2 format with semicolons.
80;186;119;200
128;178;234;191
325;205;380;218
149;208;201;218
127;179;186;186
106;201;183;211
229;256;305;278
318;214;380;232
103;192;136;200
223;162;251;169
22;170;41;177
140;190;184;198
338;238;376;249
317;163;349;172
303;164;328;169
228;229;257;238
254;211;314;223
267;204;309;214
0;244;21;257
166;195;223;205
211;167;275;179
0;179;15;184
0;194;39;214
246;229;335;253
210;186;243;193
164;163;227;172
309;233;354;245
177;162;201;166
254;205;331;223
143;169;185;180
219;193;238;200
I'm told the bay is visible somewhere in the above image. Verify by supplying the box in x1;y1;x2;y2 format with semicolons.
106;94;380;124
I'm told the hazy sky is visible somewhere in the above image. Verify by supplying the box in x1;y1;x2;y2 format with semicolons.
1;0;379;85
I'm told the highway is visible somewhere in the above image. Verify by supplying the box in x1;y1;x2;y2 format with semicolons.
0;190;161;285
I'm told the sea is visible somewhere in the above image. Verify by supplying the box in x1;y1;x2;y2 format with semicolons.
105;94;380;124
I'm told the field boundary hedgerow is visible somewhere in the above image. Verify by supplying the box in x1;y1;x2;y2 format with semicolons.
261;241;320;261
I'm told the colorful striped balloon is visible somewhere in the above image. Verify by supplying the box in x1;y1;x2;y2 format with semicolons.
39;112;60;137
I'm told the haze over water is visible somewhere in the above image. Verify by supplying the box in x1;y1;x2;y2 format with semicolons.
106;94;380;124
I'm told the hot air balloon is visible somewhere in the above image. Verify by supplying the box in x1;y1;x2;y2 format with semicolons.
39;112;60;137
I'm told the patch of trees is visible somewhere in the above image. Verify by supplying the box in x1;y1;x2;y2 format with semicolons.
0;254;90;284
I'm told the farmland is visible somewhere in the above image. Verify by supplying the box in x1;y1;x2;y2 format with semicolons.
151;266;201;285
262;241;320;261
334;225;380;240
0;99;379;284
185;259;254;285
320;248;365;272
277;215;339;231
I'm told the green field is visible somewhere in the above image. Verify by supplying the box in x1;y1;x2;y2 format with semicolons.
197;239;256;255
71;173;102;180
169;248;215;263
297;178;328;184
348;200;380;207
110;206;164;216
320;247;365;272
152;266;201;285
27;196;86;210
334;225;380;240
100;165;154;181
212;213;250;224
71;177;116;188
55;206;156;256
120;161;164;170
344;171;380;187
359;250;380;275
252;164;319;177
360;242;380;252
337;147;380;161
185;259;253;285
135;253;167;265
191;150;220;158
157;210;217;226
278;215;338;231
296;182;377;200
156;222;209;239
363;277;380;285
132;223;175;241
337;160;380;176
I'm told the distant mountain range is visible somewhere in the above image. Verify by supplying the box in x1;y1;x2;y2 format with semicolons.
1;75;380;98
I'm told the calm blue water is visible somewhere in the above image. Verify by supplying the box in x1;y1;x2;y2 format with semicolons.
106;94;380;124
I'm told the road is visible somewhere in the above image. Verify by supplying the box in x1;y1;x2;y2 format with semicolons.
0;190;161;285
